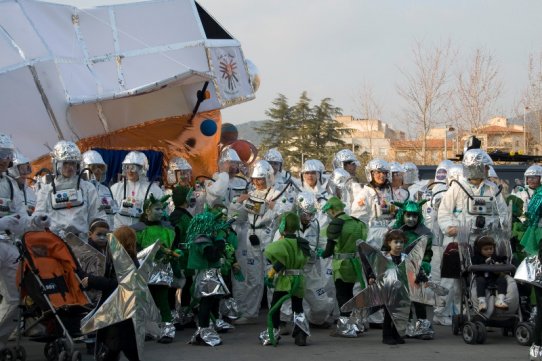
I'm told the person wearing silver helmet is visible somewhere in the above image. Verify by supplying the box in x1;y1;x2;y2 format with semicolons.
326;168;353;215
81;150;117;228
268;191;337;330
351;158;395;225
164;157;196;215
389;162;409;202
110;151;163;228
231;160;285;324
332;149;360;181
263;148;291;188
512;164;542;216
204;147;249;210
9;149;36;216
294;192;336;326
0;134;29;354
299;159;328;223
434;149;509;326
402;162;429;201
33;141;106;237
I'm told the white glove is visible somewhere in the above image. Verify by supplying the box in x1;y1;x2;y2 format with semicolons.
0;215;21;233
32;214;51;230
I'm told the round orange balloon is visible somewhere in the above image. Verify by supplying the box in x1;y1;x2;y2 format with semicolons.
230;140;258;165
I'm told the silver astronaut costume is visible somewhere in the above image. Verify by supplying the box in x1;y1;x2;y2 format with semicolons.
110;151;163;228
164;157;195;216
512;164;542;217
389;162;409;202
435;149;508;325
326;168;353;215
33;141;106;237
232;160;283;321
81;150;117;228
0;134;28;350
9;150;36;216
299;159;330;226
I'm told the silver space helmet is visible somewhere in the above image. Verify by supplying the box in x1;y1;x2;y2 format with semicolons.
51;140;82;175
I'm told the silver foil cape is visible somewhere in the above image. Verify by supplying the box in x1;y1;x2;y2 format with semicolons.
194;268;230;298
137;244;175;287
341;236;428;336
65;232;106;277
515;255;542;288
65;232;106;303
80;236;161;359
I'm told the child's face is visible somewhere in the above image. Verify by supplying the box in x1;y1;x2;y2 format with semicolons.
146;203;164;222
480;245;494;258
89;226;109;247
388;238;404;255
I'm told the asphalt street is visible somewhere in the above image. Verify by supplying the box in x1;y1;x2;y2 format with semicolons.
16;314;527;361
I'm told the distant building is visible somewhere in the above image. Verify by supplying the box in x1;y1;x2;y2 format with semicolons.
335;115;405;160
473;116;526;154
389;139;454;164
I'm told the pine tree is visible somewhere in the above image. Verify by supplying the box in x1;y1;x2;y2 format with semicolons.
256;92;346;169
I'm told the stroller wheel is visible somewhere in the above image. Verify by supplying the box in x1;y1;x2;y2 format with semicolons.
57;351;68;361
475;322;487;344
0;348;14;361
71;351;81;361
515;322;534;346
44;342;57;361
462;322;478;344
13;346;26;361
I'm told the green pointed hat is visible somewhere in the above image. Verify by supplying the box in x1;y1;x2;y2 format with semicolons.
279;212;301;234
393;199;427;227
322;196;345;212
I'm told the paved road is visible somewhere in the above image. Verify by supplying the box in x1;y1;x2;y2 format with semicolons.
16;314;527;361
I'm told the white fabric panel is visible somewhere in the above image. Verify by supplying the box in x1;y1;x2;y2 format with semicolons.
78;8;116;59
0;67;60;154
114;1;201;51
0;0;255;161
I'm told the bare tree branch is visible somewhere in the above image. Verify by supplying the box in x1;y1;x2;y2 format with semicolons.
396;39;454;164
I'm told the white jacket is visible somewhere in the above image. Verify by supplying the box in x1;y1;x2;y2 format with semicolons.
438;178;508;240
110;179;163;228
34;176;105;235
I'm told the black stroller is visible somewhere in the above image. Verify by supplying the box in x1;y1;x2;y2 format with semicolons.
15;230;93;361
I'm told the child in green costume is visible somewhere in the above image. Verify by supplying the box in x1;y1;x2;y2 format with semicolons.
319;196;367;337
393;200;434;340
260;212;311;346
186;208;231;346
169;185;194;327
133;193;181;344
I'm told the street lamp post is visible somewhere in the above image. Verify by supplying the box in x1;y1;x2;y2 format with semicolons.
444;125;455;159
524;106;530;154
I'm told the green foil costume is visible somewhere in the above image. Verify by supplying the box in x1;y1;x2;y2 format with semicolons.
264;236;308;298
520;185;542;256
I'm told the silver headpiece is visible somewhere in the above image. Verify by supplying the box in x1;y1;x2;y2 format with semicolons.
302;159;324;173
389;161;405;174
402;162;419;185
332;149;360;169
296;191;318;215
51;140;82;175
82;150;106;167
0;133;15;150
524;164;542;186
9;149;31;178
365;158;390;183
250;160;275;187
219;147;242;163
263;148;283;163
462;149;487;179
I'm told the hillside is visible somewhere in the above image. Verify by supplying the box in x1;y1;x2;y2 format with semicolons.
235;120;266;146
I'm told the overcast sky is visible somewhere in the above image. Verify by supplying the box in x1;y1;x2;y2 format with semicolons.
49;0;542;133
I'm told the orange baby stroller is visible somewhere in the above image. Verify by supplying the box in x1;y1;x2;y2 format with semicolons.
15;230;92;361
